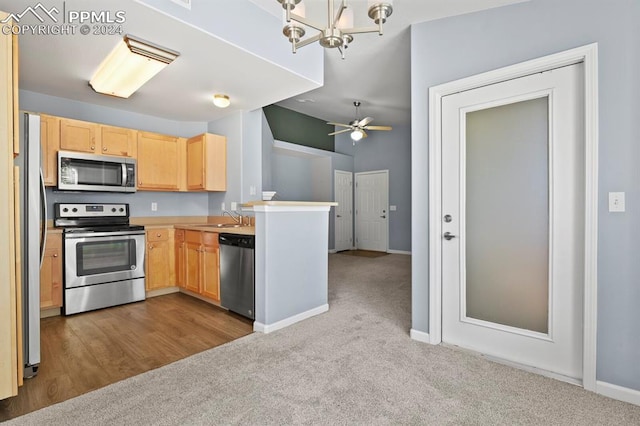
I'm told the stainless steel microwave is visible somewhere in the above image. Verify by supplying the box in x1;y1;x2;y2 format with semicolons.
58;151;136;193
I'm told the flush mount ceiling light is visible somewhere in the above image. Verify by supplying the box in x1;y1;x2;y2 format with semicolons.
278;0;393;59
213;94;231;108
89;35;179;99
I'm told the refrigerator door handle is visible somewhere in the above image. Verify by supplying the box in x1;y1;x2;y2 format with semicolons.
40;169;47;267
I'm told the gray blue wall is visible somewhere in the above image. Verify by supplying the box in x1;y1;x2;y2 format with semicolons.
336;124;412;253
411;0;640;391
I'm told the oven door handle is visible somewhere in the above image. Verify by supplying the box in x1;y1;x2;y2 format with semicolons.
64;230;145;239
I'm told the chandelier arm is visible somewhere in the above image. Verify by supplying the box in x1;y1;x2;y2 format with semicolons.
333;0;347;29
295;33;322;49
341;26;382;35
289;13;325;32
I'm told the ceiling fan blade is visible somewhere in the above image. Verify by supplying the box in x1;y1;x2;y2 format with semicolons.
363;125;392;131
358;117;374;127
327;122;352;128
361;130;368;139
328;128;352;136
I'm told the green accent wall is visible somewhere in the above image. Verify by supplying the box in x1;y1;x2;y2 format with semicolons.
263;105;335;152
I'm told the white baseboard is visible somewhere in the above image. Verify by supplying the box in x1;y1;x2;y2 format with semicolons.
388;249;411;255
254;304;329;334
328;249;338;254
410;328;431;344
596;380;640;406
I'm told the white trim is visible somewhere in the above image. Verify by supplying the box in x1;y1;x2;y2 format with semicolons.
596;381;640;407
328;249;338;254
253;205;331;213
253;304;329;334
483;354;582;387
410;328;431;343
388;249;411;255
428;43;599;388
354;170;390;252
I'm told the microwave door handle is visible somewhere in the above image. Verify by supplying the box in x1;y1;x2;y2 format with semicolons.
121;163;127;186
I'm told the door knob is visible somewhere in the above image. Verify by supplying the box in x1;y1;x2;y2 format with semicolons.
443;232;456;240
380;215;386;219
337;214;342;218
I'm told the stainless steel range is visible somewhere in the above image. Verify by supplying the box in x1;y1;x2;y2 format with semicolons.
55;203;146;315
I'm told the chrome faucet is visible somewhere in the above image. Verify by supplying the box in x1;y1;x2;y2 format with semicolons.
222;210;243;225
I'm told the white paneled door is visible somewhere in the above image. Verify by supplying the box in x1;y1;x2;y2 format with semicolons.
334;170;353;252
441;64;585;380
355;170;388;252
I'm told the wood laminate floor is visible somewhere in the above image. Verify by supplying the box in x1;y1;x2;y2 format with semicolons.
0;293;253;422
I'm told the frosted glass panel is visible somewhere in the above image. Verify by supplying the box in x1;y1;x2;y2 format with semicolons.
465;97;549;334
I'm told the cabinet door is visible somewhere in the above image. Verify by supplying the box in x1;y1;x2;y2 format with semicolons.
186;133;227;191
201;243;220;301
186;134;205;190
137;132;180;190
100;125;137;157
184;241;201;293
40;114;60;186
40;234;62;309
146;240;171;291
60;118;99;153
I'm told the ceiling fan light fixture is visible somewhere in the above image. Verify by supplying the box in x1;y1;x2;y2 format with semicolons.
89;35;179;99
213;94;231;108
351;129;364;142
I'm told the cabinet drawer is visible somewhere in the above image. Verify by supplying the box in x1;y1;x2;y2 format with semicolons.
147;229;169;242
185;230;202;244
175;229;185;242
202;232;218;247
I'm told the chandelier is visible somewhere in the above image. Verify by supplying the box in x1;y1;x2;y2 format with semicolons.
277;0;393;59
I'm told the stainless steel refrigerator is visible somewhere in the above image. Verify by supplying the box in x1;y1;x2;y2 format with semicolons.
16;112;46;378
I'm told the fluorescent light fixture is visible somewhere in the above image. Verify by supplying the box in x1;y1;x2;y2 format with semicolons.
89;35;179;98
351;129;364;141
213;94;231;108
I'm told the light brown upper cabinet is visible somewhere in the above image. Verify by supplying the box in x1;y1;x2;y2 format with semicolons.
100;125;137;157
137;132;185;191
186;133;227;191
40;114;60;187
59;117;99;153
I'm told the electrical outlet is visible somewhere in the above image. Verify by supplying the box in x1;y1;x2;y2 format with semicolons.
221;202;225;211
231;202;238;211
609;192;625;212
250;185;256;196
151;202;158;212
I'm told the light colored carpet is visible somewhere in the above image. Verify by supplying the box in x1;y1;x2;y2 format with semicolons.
8;254;640;425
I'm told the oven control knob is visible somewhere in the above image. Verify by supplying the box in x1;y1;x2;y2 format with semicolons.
62;207;68;212
112;208;116;212
119;208;124;212
72;208;78;213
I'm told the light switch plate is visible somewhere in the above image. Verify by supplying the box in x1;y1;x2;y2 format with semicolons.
250;185;256;196
151;202;158;212
231;202;238;211
390;205;397;211
221;202;225;211
608;192;625;212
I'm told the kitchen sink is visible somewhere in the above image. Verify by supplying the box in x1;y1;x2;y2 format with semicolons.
202;223;243;228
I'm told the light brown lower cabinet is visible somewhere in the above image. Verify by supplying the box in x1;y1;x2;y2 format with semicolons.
175;229;185;288
40;233;62;309
182;230;220;302
145;228;175;291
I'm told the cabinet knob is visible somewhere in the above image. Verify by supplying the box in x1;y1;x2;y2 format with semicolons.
91;146;95;150
53;253;58;257
149;245;154;250
103;147;107;151
156;233;161;237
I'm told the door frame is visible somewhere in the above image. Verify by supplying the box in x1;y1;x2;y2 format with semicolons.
355;170;389;252
334;169;353;251
427;44;599;391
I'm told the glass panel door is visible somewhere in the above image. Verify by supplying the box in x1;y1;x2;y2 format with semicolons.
76;238;136;276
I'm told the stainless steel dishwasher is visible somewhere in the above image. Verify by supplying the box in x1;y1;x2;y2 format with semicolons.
219;233;255;320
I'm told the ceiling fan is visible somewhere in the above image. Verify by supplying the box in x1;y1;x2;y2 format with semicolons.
327;101;392;143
